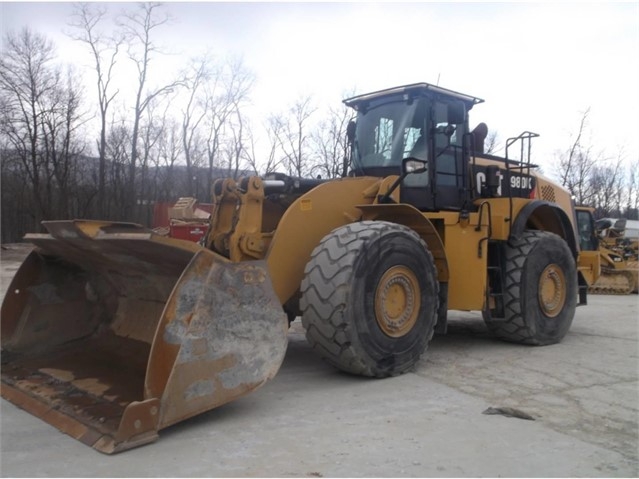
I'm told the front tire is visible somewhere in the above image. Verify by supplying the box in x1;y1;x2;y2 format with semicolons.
483;230;577;345
300;221;439;377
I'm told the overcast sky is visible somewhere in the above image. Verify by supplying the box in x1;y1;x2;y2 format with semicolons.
2;1;638;176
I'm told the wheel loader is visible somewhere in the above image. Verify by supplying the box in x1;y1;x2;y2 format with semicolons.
1;82;600;454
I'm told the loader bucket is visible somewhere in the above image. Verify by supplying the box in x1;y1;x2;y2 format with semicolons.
1;220;288;454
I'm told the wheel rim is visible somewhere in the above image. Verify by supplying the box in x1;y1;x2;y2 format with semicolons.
538;264;566;318
374;265;420;338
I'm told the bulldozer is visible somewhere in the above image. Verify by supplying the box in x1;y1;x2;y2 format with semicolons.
1;82;600;454
587;216;638;294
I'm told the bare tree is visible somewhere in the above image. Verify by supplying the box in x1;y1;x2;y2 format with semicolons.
484;130;500;155
590;155;626;217
202;57;254;186
181;55;210;194
626;158;639;218
104;112;131;219
1;28;60;229
137;97;168;208
222;108;247;179
244;118;285;175
310;101;352;179
39;66;88;218
0;138;33;241
271;95;316;177
117;2;183;213
555;108;599;205
1;27;90;239
155;116;184;201
68;2;122;216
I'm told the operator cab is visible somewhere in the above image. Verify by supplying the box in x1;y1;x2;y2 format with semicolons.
344;83;483;211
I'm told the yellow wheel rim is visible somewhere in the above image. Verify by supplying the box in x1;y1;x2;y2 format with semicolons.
374;266;420;338
538;264;566;318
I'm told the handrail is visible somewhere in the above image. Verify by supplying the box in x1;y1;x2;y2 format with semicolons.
504;131;540;237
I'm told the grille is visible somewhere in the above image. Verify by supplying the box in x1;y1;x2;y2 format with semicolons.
540;185;556;203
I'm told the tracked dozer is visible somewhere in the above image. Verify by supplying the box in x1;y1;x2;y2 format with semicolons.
1;83;600;453
587;217;639;294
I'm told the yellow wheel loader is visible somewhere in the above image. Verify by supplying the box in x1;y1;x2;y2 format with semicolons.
0;83;600;453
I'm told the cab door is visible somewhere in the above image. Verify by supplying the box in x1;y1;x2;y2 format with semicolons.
429;100;468;211
575;207;601;287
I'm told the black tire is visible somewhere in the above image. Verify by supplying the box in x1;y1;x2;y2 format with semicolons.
300;221;439;377
483;230;577;345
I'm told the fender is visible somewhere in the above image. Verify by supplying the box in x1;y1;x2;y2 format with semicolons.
356;203;449;282
510;200;578;258
265;177;381;305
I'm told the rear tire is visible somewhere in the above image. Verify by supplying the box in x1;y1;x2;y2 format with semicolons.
300;221;438;377
483;230;577;345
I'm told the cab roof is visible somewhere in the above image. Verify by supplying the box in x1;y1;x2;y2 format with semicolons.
343;82;484;111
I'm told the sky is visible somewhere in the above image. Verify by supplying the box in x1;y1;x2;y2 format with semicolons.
2;1;638;177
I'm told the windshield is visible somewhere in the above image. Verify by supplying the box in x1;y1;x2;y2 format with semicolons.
353;99;426;172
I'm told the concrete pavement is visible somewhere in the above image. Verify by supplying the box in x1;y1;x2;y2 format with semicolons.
0;243;637;477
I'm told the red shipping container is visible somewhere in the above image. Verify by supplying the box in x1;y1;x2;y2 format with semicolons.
169;223;208;243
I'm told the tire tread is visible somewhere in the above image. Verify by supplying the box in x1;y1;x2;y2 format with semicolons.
301;221;437;377
485;230;575;345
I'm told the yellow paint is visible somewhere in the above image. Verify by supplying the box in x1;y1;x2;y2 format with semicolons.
424;212;489;310
578;251;600;286
203;170;584;314
267;177;380;304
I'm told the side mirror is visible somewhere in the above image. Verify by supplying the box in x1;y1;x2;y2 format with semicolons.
377;158;429;204
346;119;356;144
433;124;457;137
403;158;428;175
448;101;467;125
